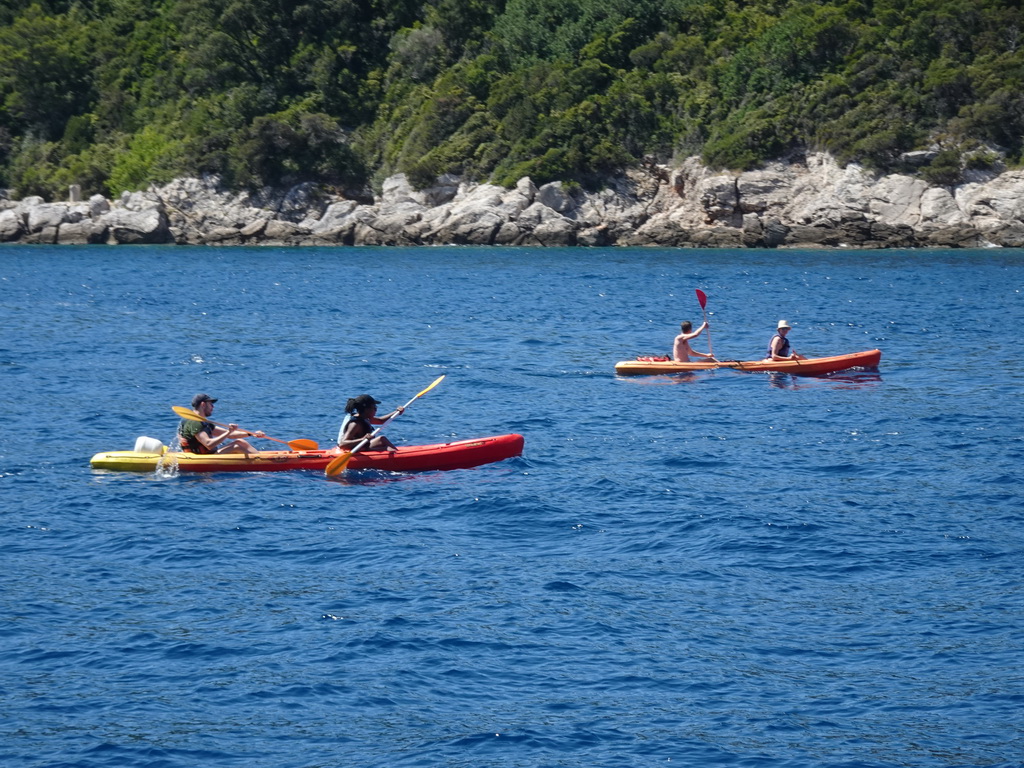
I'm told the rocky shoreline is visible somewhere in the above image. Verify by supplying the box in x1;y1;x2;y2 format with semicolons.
2;153;1023;248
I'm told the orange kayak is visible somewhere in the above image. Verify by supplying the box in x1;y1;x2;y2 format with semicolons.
615;349;882;376
90;434;525;473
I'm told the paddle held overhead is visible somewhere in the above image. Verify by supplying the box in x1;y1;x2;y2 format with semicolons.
695;288;714;357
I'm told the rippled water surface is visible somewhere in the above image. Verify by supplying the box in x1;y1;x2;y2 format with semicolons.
2;245;1022;768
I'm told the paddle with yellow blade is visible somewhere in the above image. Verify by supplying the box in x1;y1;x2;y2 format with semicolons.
324;374;446;477
172;406;319;451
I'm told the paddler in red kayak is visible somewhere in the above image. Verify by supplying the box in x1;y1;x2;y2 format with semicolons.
178;393;265;454
766;320;807;361
673;320;717;362
337;394;404;452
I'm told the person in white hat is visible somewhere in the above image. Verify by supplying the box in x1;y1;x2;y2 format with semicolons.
766;320;806;361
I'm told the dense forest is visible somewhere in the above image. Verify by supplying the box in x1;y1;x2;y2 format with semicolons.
1;0;1022;200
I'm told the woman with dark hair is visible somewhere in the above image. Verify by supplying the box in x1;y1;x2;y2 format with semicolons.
337;394;404;451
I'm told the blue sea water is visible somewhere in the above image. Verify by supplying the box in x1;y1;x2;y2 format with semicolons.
1;244;1022;768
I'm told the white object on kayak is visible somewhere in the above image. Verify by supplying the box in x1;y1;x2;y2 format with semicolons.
133;436;165;454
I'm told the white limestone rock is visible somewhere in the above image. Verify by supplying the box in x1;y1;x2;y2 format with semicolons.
0;209;24;241
99;207;171;244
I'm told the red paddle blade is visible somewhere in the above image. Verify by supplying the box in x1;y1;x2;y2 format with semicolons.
695;289;708;309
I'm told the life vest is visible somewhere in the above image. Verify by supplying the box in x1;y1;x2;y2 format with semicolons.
636;355;671;362
179;421;215;454
337;414;373;446
768;334;791;358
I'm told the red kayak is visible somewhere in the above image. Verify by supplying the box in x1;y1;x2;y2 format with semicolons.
90;434;525;473
615;349;882;376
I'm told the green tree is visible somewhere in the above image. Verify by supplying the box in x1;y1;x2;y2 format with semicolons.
3;0;1024;196
0;4;93;140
